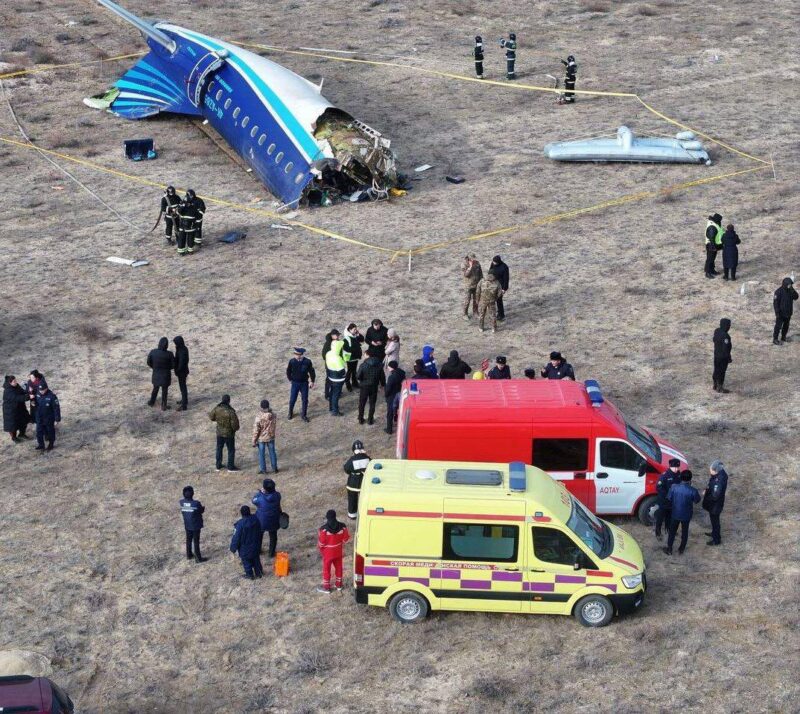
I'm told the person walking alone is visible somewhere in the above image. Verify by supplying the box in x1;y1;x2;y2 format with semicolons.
252;399;278;474
772;277;798;345
712;318;733;393
146;337;174;410
230;505;263;579
180;486;207;563
209;394;240;472
702;461;728;546
663;470;701;555
316;509;350;593
173;335;189;411
252;478;282;558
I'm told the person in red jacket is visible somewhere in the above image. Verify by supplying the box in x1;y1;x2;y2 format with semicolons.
316;509;350;594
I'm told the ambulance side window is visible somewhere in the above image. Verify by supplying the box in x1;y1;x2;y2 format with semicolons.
443;523;518;563
532;439;588;471
599;440;646;471
532;526;594;568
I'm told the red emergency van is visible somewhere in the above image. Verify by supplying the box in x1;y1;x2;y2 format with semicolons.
395;379;687;524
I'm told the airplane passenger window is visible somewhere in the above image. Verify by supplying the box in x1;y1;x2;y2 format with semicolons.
295;173;305;184
250;126;259;138
284;161;293;173
215;89;223;101
275;151;284;163
242;116;249;128
233;107;241;119
258;134;266;146
267;143;275;155
224;98;231;110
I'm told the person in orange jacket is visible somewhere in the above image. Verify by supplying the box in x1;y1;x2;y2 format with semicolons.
316;509;350;594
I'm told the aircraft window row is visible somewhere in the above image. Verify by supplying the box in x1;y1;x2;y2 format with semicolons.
224;98;231;110
242;116;249;128
233;107;241;119
275;151;284;163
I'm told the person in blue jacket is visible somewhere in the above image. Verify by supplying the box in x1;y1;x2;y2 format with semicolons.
252;479;282;558
702;460;728;546
663;470;701;555
654;458;681;541
34;383;60;451
421;345;438;378
180;486;207;563
230;505;264;579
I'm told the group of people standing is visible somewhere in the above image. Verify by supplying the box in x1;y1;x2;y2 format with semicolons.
3;370;60;451
146;336;190;410
462;254;510;332
156;186;206;256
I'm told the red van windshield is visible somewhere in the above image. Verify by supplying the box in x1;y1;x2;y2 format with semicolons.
625;421;661;463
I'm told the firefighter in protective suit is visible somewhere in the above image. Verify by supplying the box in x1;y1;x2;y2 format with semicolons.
186;189;206;249
159;186;181;244
561;55;577;103
176;198;199;255
344;440;371;519
500;33;517;79
472;35;484;78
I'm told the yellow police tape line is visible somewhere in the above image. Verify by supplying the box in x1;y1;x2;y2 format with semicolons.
236;41;768;165
0;51;146;80
0;136;396;253
406;165;769;256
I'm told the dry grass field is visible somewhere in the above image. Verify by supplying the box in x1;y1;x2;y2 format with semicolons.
1;0;798;712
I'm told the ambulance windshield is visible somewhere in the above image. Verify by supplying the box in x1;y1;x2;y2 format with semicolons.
625;421;661;463
566;497;612;558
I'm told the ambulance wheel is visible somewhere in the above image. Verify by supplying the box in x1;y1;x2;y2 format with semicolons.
638;495;659;526
389;591;429;624
574;595;614;627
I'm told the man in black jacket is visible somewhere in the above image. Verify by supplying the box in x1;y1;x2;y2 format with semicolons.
702;460;728;546
286;347;315;422
364;319;388;361
147;337;174;410
230;505;264;579
654;459;681;541
180;485;207;562
343;323;364;391
344;440;371;518
356;348;385;425
772;277;798;345
384;361;406;434
489;255;510;321
487;355;511;379
439;350;472;379
712;318;733;393
173;335;189;411
541;351;575;380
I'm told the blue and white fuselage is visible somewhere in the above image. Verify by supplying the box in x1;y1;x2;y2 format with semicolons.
89;3;396;205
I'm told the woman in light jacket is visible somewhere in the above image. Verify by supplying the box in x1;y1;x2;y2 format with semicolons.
383;328;400;376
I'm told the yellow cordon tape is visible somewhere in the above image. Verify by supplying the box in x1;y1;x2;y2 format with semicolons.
0;51;146;80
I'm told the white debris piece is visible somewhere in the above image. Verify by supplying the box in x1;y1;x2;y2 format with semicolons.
414;164;434;173
106;256;149;267
270;224;293;231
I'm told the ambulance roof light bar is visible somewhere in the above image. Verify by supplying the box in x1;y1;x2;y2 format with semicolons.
584;379;604;407
509;461;527;492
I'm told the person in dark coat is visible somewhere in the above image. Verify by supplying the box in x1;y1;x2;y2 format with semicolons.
34;383;60;451
25;370;46;424
364;319;389;361
487;355;511;379
702;460;728;546
712;318;733;392
720;224;740;281
147;337;174;410
180;486;207;562
286;347;315;422
704;212;723;278
772;277;798;345
344;440;371;518
384;361;406;434
230;505;264;579
252;478;282;558
412;360;432;379
523;368;537;379
489;255;510;321
654;458;681;541
3;376;30;442
439;350;472;379
356;348;386;425
541;351;575;380
173;336;189;411
663;470;701;555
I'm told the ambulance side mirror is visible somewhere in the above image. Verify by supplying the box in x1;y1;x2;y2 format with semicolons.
638;463;647;477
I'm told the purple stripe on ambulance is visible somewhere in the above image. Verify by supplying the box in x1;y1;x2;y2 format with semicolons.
491;571;523;582
598;583;617;592
364;566;399;577
430;569;460;579
555;574;586;584
400;577;430;586
461;579;492;590
525;581;555;592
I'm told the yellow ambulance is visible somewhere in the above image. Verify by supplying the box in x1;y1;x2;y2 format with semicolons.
354;460;646;626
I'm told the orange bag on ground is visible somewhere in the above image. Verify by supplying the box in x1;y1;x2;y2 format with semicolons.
274;552;290;577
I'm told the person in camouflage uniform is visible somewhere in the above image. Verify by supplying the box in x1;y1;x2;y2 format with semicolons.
462;254;483;320
476;271;502;332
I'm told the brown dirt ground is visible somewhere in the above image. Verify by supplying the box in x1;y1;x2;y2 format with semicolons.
1;0;798;712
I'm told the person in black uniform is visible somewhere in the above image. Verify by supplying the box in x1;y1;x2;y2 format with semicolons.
472;35;484;78
286;347;315;422
344;440;371;519
34;383;60;451
159;186;181;245
185;189;206;249
772;277;798;345
173;335;189;411
500;33;517;79
541;352;576;380
702;460;728;546
561;55;577;103
712;318;733;393
147;337;174;409
180;486;207;562
230;505;264;579
489;255;510;321
384;361;406;434
176;198;199;255
654;458;681;541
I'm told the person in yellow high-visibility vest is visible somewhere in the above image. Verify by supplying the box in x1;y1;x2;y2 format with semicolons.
704;212;724;278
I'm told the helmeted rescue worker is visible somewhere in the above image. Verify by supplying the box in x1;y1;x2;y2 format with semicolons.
344;440;371;519
500;33;517;79
654;458;681;541
663;470;700;555
772;277;798;345
702;460;728;546
316;509;350;593
176;199;199;256
185;189;206;248
160;186;181;245
473;35;484;78
704;212;724;278
180;486;207;563
712;318;733;393
34;383;60;451
561;55;577;103
230;505;263;579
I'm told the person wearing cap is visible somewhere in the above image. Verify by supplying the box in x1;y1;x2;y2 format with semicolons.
772;277;798;345
541;352;575;380
209;394;240;472
252;399;278;474
704;212;724;279
384;361;406;434
317;509;350;593
252;479;282;558
523;368;536;379
712;319;733;393
489;255;510;322
487;355;511;379
230;505;264;579
180;486;207;563
356;347;386;425
702;461;728;546
462;254;483;320
34;382;60;451
654;459;682;541
286;347;316;422
663;470;701;555
344;441;371;518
